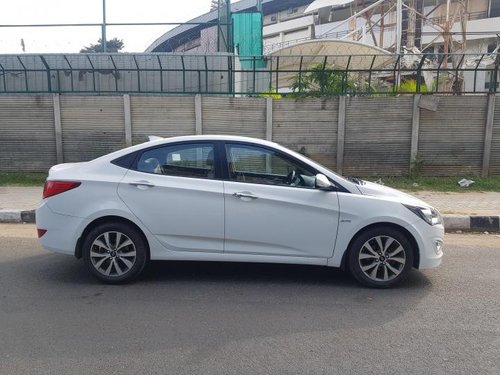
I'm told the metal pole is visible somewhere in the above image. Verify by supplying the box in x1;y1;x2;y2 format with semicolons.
216;1;220;52
396;0;402;87
102;0;107;52
396;0;402;53
256;0;262;12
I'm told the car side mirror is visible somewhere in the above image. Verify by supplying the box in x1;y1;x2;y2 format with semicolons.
315;174;333;190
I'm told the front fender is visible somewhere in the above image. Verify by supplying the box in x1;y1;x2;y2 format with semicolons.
329;193;421;267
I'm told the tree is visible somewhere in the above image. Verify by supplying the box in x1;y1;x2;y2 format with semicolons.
80;38;124;53
290;63;356;97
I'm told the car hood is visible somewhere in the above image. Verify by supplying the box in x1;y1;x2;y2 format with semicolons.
355;180;432;208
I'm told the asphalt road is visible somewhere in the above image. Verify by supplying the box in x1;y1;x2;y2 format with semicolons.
0;224;499;375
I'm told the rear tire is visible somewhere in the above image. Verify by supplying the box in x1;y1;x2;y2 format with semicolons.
348;227;414;288
82;222;148;284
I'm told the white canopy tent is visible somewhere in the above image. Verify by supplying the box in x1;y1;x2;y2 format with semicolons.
269;39;397;91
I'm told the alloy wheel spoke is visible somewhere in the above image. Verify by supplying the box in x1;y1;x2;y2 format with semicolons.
375;236;384;252
387;246;403;258
119;257;134;269
90;250;109;259
94;239;111;252
114;259;123;275
118;248;136;258
383;238;395;254
383;264;389;280
114;232;122;249
363;243;378;257
359;253;378;260
390;257;406;264
361;262;378;272
117;239;133;251
94;256;110;269
104;260;114;276
103;232;112;250
386;262;401;276
370;263;380;279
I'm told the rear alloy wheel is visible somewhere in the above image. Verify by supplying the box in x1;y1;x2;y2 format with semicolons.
348;227;414;288
83;223;148;284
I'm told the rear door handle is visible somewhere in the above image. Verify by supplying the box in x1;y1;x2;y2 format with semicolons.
129;180;155;189
233;192;258;200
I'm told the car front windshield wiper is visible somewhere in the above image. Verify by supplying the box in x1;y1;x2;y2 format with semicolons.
347;177;365;185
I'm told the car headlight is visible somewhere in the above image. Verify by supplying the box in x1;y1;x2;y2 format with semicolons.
404;204;442;226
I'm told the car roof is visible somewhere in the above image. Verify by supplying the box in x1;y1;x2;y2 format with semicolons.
139;135;283;152
92;135;282;163
151;135;276;145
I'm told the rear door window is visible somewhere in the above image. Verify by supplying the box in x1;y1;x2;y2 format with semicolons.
135;143;215;179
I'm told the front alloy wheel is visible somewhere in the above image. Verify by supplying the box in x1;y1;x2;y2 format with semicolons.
348;227;414;288
83;223;148;283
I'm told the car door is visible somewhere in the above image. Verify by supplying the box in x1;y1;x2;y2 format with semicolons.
117;141;224;253
223;142;340;258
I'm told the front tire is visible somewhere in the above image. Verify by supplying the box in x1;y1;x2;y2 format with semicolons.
82;222;148;284
348;227;414;288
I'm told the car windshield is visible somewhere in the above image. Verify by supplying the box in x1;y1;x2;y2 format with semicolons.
282;147;353;186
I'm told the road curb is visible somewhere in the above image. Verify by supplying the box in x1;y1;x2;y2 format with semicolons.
0;209;35;224
442;215;500;232
0;210;499;232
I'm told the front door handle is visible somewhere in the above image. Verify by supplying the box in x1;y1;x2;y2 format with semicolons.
129;180;155;189
233;192;258;200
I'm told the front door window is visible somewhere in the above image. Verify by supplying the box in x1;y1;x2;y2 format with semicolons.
225;144;315;188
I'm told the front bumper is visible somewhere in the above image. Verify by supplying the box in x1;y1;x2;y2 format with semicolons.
407;219;444;269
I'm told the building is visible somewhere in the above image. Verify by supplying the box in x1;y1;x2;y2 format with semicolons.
146;0;315;53
146;0;500;93
148;0;500;55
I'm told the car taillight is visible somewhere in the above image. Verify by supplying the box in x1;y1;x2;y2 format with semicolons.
37;229;47;238
43;181;81;199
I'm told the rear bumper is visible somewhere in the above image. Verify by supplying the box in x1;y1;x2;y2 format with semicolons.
35;201;88;256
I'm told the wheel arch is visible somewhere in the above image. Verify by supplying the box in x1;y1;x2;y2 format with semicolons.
75;215;150;260
340;222;420;271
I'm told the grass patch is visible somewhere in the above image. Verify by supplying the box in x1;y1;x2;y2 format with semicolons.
0;172;47;186
368;176;500;192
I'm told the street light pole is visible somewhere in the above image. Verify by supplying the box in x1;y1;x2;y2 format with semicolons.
102;0;107;52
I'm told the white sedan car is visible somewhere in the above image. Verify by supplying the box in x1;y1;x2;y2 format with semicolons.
36;135;443;288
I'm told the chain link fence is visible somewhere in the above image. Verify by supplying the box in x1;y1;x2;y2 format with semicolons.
0;52;498;96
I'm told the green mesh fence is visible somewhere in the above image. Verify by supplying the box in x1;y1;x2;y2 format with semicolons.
232;12;266;69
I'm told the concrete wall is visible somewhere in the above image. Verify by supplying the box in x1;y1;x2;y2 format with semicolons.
0;94;499;177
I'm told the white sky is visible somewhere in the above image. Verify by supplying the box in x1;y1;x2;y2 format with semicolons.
0;0;214;53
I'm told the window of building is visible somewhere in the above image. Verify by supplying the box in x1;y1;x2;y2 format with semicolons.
487;43;498;53
490;0;500;17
